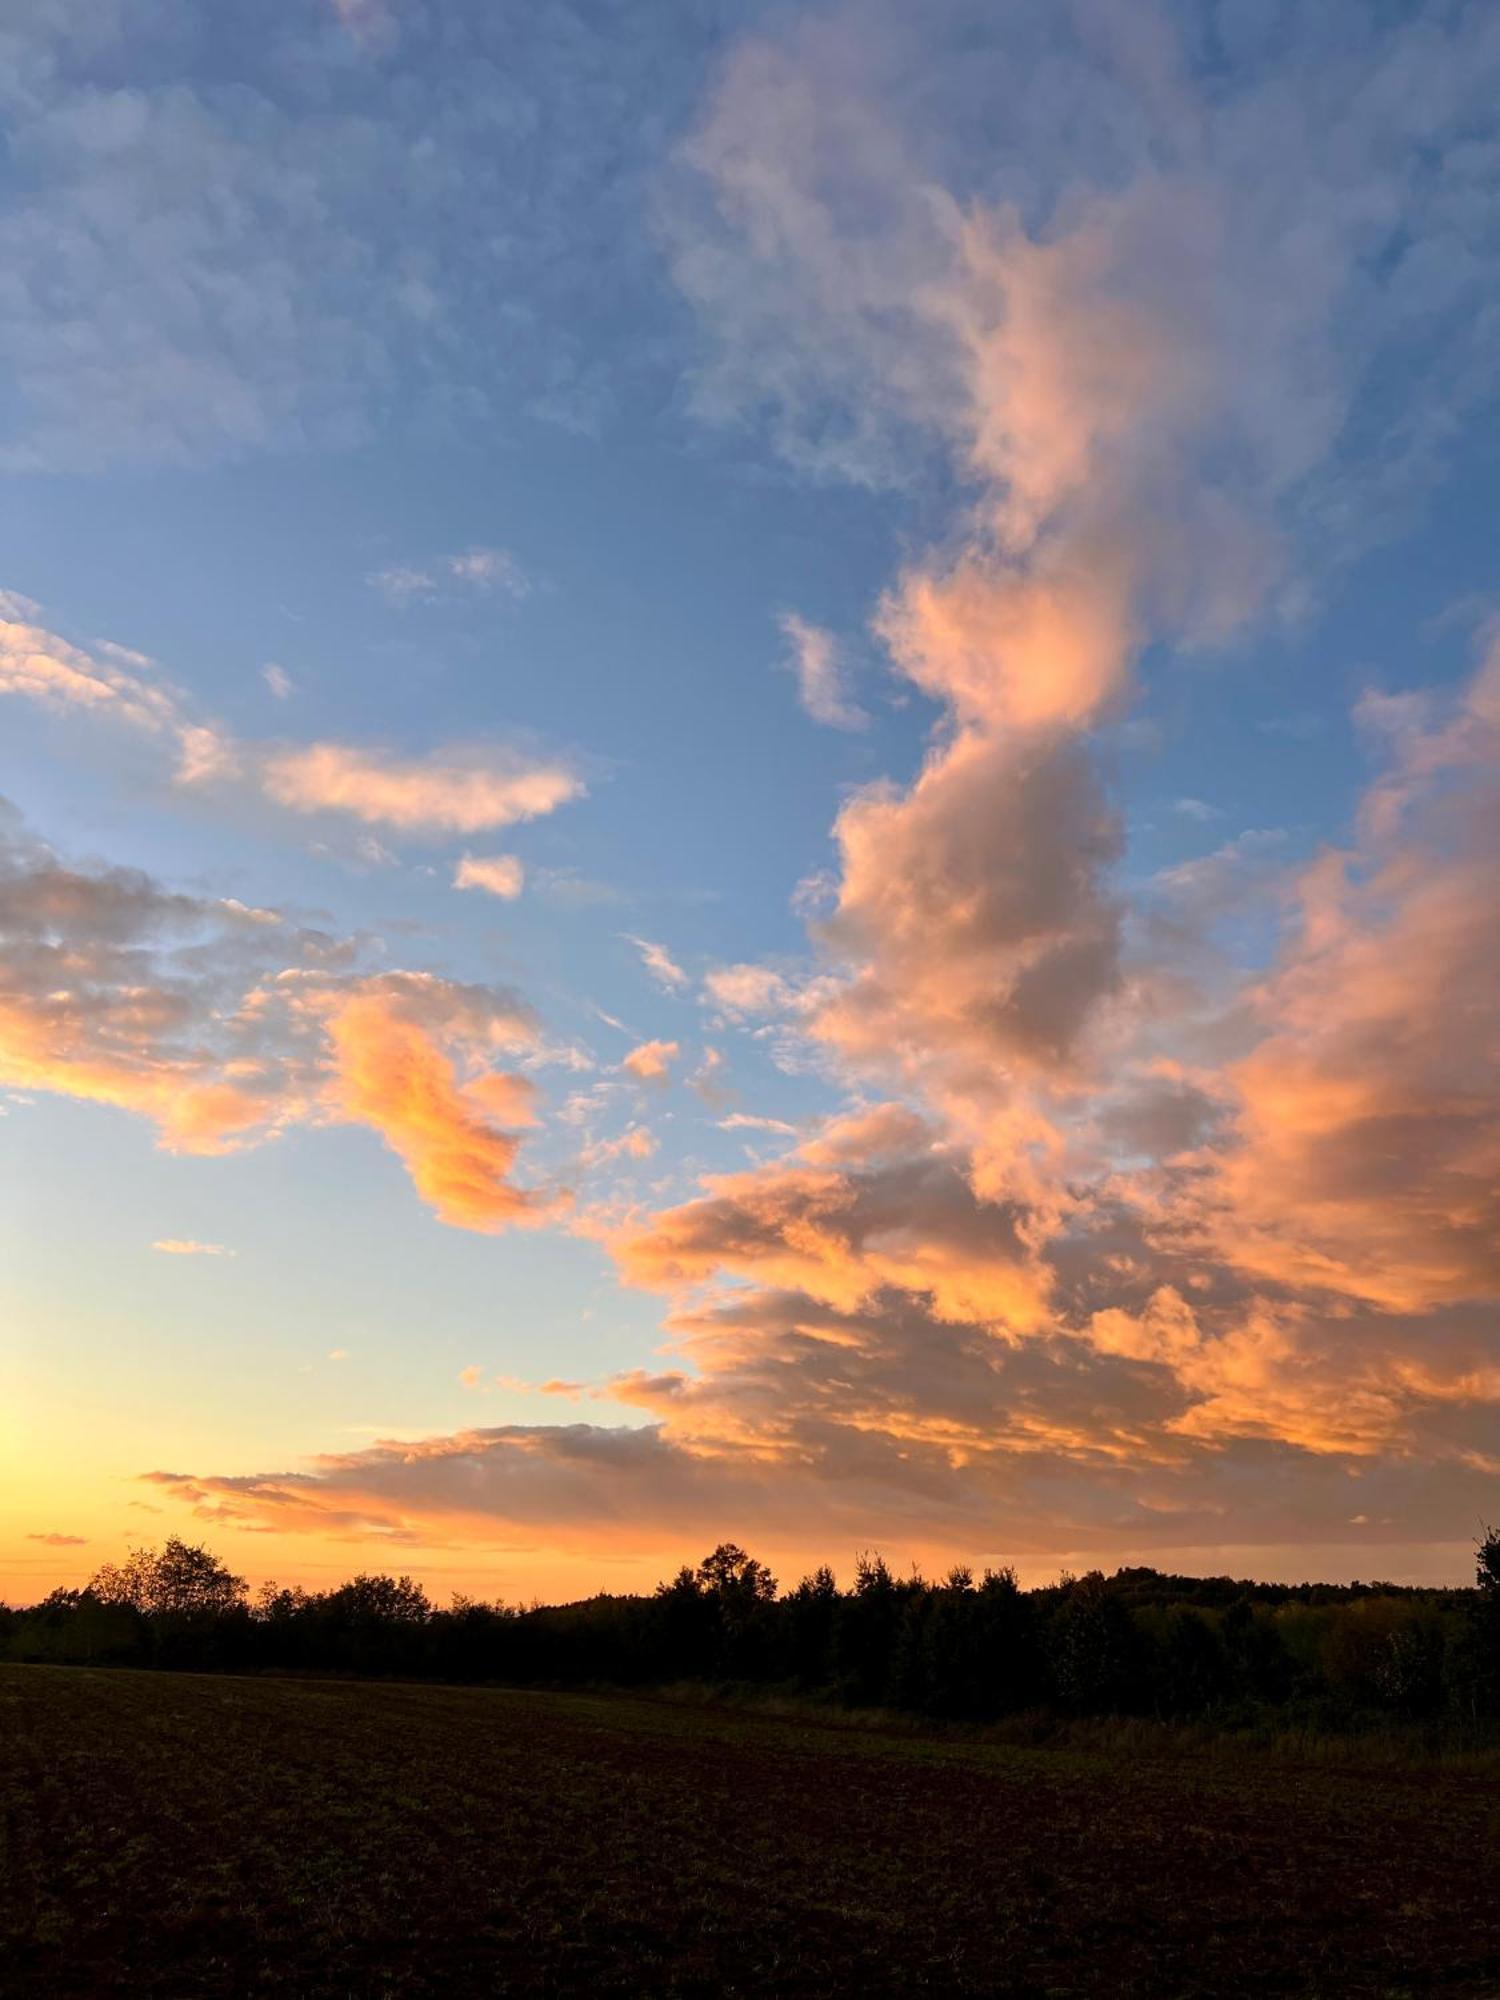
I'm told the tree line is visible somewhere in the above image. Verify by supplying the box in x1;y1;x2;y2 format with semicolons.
6;1533;1500;1734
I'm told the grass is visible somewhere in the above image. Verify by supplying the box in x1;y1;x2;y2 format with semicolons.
3;1665;1499;1996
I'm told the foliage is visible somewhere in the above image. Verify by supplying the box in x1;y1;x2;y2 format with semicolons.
4;1533;1499;1743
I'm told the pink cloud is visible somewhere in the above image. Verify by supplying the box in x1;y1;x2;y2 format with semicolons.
263;744;580;836
454;853;525;900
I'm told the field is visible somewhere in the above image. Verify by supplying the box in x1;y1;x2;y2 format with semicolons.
3;1666;1499;1996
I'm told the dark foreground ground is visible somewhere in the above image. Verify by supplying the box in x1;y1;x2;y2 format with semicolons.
3;1666;1499;1997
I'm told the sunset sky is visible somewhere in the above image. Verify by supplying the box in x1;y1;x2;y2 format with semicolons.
4;0;1499;1605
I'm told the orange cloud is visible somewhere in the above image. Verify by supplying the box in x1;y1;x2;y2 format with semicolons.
0;809;556;1231
615;1143;1051;1335
621;1038;679;1083
322;978;555;1233
1191;653;1500;1314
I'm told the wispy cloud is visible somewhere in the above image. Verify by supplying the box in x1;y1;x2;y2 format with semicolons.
0;595;584;842
778;612;868;730
152;1240;235;1258
368;547;531;607
703;964;794;1017
719;1112;797;1136
623;935;688;991
0;7;723;471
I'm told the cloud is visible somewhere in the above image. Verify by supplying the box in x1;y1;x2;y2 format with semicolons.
0;805;555;1229
580;1124;658;1169
367;567;438;607
720;1113;797;1137
262;744;581;837
813;731;1123;1102
446;548;530;597
1149;829;1289;928
703;964;794;1017
369;548;531;606
152;1239;235;1258
0;612;182;734
1190;652;1500;1315
778;612;868;730
621;1039;679;1084
614;1141;1050;1334
623;934;688;991
322;975;555;1233
141;1257;1500;1574
26;1532;88;1546
454;854;525;900
0;4;731;471
0;598;583;843
262;663;294;701
669;0;1500;543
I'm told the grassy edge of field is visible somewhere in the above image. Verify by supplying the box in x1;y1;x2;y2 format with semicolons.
19;1657;1495;1779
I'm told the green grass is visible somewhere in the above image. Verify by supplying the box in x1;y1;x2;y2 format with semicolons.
3;1666;1499;1996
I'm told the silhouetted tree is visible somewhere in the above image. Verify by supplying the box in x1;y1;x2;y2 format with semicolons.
696;1543;777;1603
1047;1571;1146;1713
89;1539;246;1618
691;1545;778;1676
786;1567;839;1687
833;1552;908;1706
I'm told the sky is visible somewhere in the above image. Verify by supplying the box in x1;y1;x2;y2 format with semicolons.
3;0;1499;1604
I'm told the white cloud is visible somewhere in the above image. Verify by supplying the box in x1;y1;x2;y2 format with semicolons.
446;548;530;597
703;963;793;1016
368;567;437;606
368;550;529;607
262;663;295;701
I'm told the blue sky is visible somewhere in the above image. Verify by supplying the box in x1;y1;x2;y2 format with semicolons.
4;0;1499;1598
